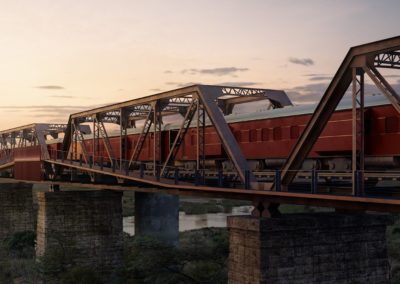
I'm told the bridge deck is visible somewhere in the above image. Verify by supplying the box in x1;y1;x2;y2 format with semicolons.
1;36;400;213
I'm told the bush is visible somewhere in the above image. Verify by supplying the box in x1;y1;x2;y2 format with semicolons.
3;231;35;258
123;228;229;283
60;267;103;284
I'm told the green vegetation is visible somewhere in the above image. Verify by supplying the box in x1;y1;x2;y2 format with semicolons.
60;267;103;284
121;192;252;216
180;199;251;215
1;205;400;283
123;228;228;283
0;228;228;283
122;191;135;217
0;230;40;283
388;214;400;284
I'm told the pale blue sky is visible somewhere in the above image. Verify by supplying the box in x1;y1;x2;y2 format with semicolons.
0;0;399;128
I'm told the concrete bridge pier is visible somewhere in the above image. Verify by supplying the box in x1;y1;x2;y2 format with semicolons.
135;192;179;246
35;190;123;275
0;182;34;239
228;213;392;284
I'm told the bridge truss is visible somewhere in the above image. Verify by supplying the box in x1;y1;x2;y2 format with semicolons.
1;37;400;214
280;36;400;196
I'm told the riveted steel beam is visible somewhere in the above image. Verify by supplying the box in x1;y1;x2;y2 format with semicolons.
280;36;400;188
160;99;197;176
197;85;257;186
374;51;400;69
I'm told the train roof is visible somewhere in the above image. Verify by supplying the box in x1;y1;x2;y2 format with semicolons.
221;93;390;124
46;94;391;144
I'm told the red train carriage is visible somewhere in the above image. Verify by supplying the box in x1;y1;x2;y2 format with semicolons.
47;95;400;171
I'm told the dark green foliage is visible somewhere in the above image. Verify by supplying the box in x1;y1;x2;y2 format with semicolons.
60;267;103;284
0;231;40;282
180;199;251;215
180;200;222;215
3;230;35;258
123;228;229;283
36;235;79;281
122;191;135;217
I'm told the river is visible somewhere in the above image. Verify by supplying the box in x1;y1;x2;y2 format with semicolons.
123;205;253;235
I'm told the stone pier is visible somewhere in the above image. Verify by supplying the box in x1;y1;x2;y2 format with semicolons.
135;192;179;246
228;213;392;284
36;190;123;275
0;182;34;239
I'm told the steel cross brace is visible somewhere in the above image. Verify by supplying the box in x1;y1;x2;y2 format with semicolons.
351;68;365;196
128;104;154;168
197;85;257;187
374;51;400;69
94;115;118;169
160;99;198;176
279;36;400;189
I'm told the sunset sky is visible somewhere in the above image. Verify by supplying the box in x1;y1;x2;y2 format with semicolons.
1;0;399;130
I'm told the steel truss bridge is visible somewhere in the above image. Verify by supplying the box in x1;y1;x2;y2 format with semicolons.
1;36;400;216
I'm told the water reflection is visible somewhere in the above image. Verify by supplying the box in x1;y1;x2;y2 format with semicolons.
123;205;253;236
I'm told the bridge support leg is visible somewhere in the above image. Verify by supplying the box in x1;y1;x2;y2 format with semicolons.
135;192;179;246
0;182;34;239
228;213;392;284
36;190;123;277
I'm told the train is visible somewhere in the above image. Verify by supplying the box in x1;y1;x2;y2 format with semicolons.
47;94;400;172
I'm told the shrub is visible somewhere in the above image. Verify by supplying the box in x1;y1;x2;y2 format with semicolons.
60;267;103;284
3;231;35;258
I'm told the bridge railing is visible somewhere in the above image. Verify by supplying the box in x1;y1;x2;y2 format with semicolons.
0;152;13;165
46;149;400;199
48;149;204;184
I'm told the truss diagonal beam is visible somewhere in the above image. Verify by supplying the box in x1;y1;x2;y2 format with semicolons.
363;65;400;113
279;36;400;188
96;119;118;168
35;124;51;160
160;100;197;176
72;121;90;164
198;85;256;185
128;106;153;168
374;51;400;69
62;116;73;155
279;58;353;188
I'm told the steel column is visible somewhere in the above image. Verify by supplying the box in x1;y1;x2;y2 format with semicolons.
160;99;197;176
128;105;153;168
120;108;129;169
196;98;206;174
153;101;162;176
351;68;365;195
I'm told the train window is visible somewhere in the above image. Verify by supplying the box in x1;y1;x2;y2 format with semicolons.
385;116;398;133
261;128;269;141
234;131;241;142
273;127;282;140
290;126;299;139
249;129;258;142
191;135;196;145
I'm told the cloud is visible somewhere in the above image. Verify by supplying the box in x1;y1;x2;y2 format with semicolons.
48;95;76;99
165;82;201;88
308;76;332;81
0;104;105;123
303;74;332;81
287;81;400;105
287;83;327;104
164;70;173;74
181;67;249;76
165;81;258;88
35;85;65;90
149;88;163;92
217;82;259;87
288;57;314;66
